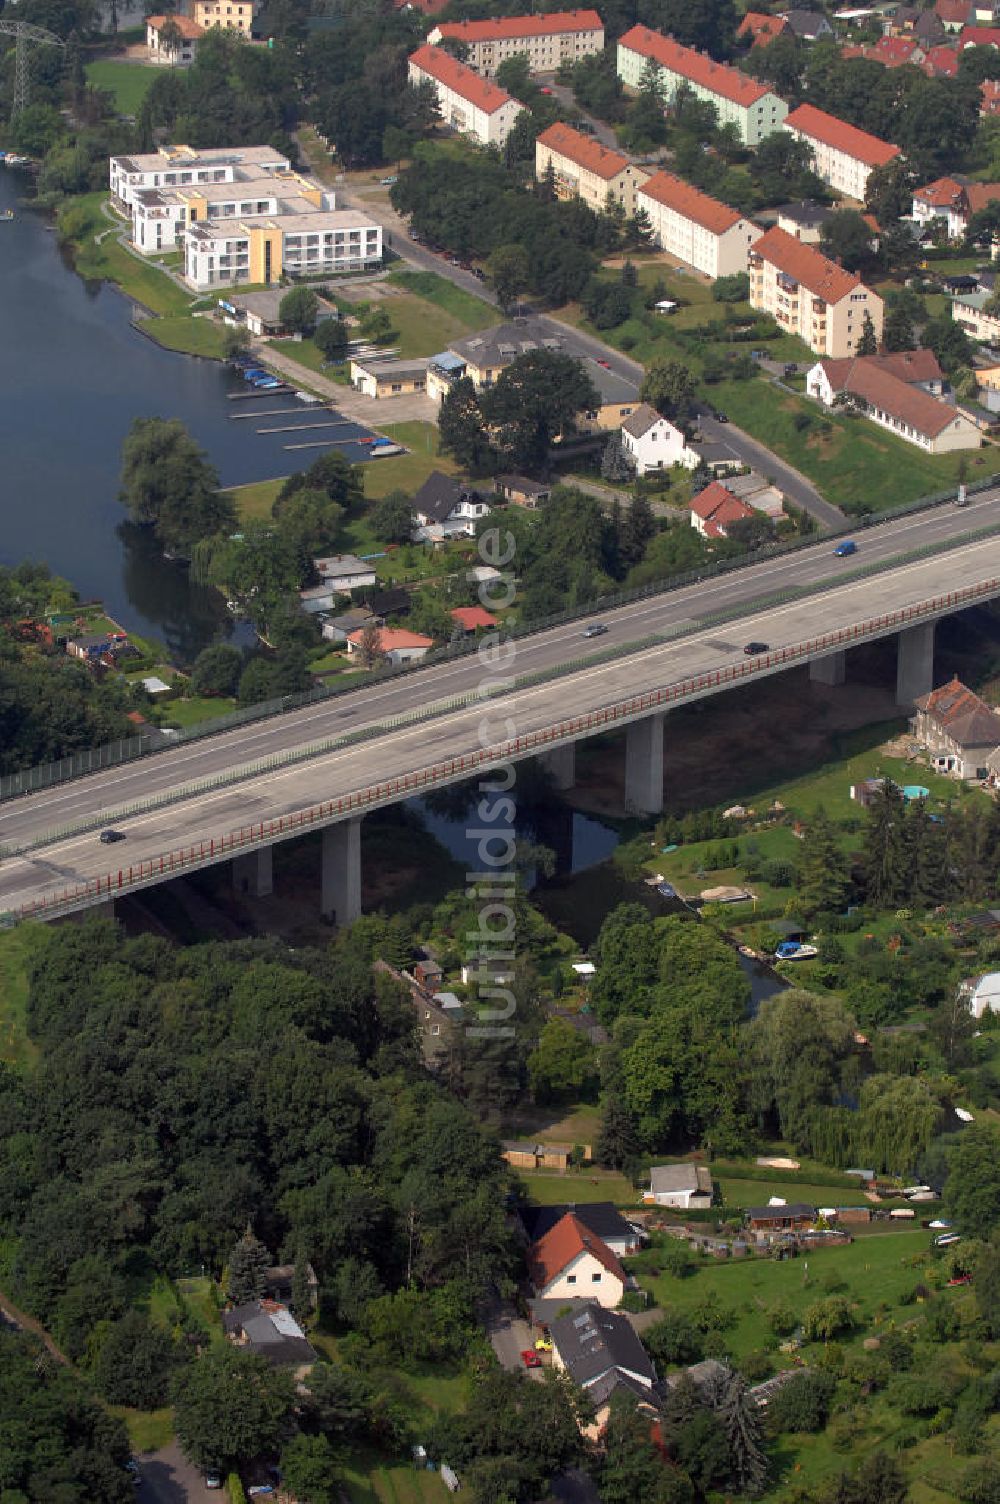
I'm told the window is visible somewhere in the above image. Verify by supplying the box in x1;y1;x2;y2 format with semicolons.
566;1274;577;1285
592;1272;602;1282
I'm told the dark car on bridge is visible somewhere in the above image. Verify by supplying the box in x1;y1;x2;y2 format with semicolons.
743;641;769;655
99;829;126;844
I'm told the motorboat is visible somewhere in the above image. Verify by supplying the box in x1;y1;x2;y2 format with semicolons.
0;209;14;222
774;941;819;961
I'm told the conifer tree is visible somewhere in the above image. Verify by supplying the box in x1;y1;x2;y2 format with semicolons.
228;1225;271;1306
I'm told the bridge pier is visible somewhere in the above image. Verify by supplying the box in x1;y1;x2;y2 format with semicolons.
809;650;846;687
232;847;273;898
896;621;935;706
540;741;576;791
322;817;362;927
625;713;664;816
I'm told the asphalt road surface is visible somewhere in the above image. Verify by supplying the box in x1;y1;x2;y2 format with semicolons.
0;498;997;915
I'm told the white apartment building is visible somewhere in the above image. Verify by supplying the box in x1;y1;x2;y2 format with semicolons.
427;10;603;76
407;45;521;146
535;122;650;215
748;225;884;357
110;144;290;212
617;24;787;145
783;103;901;201
183;209;382;290
636;169;760;278
130;173;332;253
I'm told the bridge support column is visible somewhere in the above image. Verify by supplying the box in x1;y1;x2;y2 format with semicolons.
896;621;935;706
322;817;362;927
540;741;576;791
625;713;664;816
232;847;273;899
810;650;846;687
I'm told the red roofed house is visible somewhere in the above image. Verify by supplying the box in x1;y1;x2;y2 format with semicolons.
527;1213;627;1308
346;627;434;666
913;677;1000;777
690;482;755;537
636;169;761;278
407;45;521;146
451;605;498;634
146;13;205;65
806;351;980;453
936;0;972;30
737;10;791;45
783;102;901;201
983;78;1000;114
617;24;788;144
923;43;961;75
868;34;926;64
912;175;1000;236
535;122;651;216
748;226;884;357
960;23;1000;45
427;10;604;77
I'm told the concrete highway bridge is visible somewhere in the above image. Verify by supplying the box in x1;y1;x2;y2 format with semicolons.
3;494;1000;925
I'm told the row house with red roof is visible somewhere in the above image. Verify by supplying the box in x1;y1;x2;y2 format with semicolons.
636;169;761;278
427;10;603;77
806;350;980;453
407;45;521;146
535;122;651;215
749;226;884;357
783;103;901;202
616;24;788;144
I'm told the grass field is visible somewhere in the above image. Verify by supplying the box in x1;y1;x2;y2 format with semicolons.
716;1175;872;1209
225;476;285;521
515;1168;638;1205
342;1456;451;1504
161;695;238;729
639;1227;934;1360
0;924;44;1069
62;194;195;317
110;1406;174;1452
364;422;457;497
85;59;158;116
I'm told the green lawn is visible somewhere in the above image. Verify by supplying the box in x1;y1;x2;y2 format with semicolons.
716;1176;873;1209
225;476;285;522
270;337;347;379
363;422;457;497
0;924;44;1067
711;375;984;513
515;1168;638;1205
110;1406;174;1452
85;59;158;116
161;695;238;729
342;1455;451;1504
146;315;227;359
61;194;195;317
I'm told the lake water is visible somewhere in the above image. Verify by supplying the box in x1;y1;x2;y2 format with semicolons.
0;170;375;664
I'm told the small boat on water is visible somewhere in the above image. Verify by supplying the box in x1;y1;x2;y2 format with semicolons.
774;941;819;961
0;210;13;221
3;154;29;167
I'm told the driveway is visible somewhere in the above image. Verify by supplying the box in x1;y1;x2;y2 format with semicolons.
135;1442;210;1503
696;407;845;529
484;1295;537;1374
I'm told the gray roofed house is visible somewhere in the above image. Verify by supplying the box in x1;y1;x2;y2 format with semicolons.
781;9;833;37
313;554;377;591
913;677;1000;779
648;1163;714;1209
222;1300;317;1368
550;1303;657;1391
412;472;492;539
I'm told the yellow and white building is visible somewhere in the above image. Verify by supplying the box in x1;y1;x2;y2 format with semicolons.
534;122;650;215
749;225;884;357
130;171;332;253
110;144;291;211
191;0;256;34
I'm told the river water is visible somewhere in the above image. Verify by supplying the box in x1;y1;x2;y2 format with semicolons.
0;170;374;664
